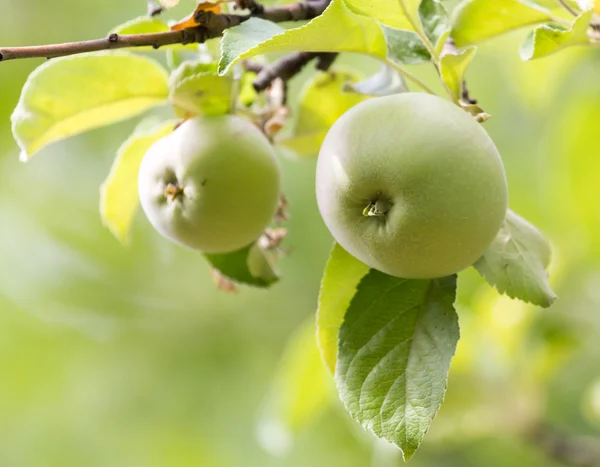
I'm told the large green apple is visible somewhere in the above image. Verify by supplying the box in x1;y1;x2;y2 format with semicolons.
138;115;281;254
316;93;508;279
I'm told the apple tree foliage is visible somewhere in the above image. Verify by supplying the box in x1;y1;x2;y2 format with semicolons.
8;0;600;460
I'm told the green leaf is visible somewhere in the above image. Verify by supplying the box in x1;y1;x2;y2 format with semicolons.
277;68;368;157
344;0;421;30
316;243;370;374
204;243;280;288
383;25;432;65
451;0;553;46
343;63;408;96
336;272;459;460
520;10;593;60
419;0;451;46
474;210;557;308
100;119;178;244
12;51;169;160
439;45;477;102
218;0;387;75
257;318;334;455
168;60;235;117
110;16;170;34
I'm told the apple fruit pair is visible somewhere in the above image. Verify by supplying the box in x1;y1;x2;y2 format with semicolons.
316;93;508;279
138;115;281;254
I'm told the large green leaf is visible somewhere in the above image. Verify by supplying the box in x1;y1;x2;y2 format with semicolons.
218;0;387;75
336;272;459;460
316;243;370;374
204;243;280;288
383;26;432;65
168;60;235;117
100;119;178;244
12;52;169;160
451;0;553;46
277;68;367;157
520;10;593;60
257;318;334;455
439;45;477;102
344;0;421;30
474;210;557;307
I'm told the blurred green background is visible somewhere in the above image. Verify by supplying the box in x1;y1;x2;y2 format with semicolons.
1;1;600;466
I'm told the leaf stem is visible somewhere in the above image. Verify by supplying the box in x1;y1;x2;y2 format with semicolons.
384;59;438;96
555;0;579;17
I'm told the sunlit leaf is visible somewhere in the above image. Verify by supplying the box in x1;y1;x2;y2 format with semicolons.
238;71;259;107
520;10;593;60
171;1;223;31
204;243;280;288
257;318;334;456
110;16;170;34
343;63;408;96
316;243;370;374
12;52;169;160
277;68;367;157
168;60;235;117
419;0;450;46
474;210;557;307
439;45;477;102
383;25;432;65
344;0;421;30
100;119;178;244
218;0;387;75
336;272;459;460
451;0;553;46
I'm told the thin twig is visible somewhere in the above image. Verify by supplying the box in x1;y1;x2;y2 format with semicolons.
253;52;336;92
556;0;579;17
0;0;331;62
0;29;211;61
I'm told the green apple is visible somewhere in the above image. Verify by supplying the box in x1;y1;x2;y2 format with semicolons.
138;115;281;254
316;93;508;279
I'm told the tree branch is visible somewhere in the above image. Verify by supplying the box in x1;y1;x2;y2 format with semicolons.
253;52;337;92
0;0;331;62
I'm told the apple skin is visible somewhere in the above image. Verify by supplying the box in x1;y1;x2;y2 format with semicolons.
138;115;281;254
316;93;508;279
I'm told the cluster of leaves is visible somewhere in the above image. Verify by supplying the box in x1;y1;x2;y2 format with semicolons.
8;0;593;460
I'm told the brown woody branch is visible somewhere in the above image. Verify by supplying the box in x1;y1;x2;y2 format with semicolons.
0;0;331;62
253;51;337;92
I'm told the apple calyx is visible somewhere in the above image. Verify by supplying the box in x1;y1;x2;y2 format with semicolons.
363;198;392;218
165;182;185;203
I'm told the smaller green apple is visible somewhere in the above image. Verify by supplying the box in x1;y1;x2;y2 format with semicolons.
138;115;281;254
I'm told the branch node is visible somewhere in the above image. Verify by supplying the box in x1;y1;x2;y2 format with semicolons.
108;33;119;43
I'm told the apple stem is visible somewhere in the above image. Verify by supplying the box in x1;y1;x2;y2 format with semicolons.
363;199;392;217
